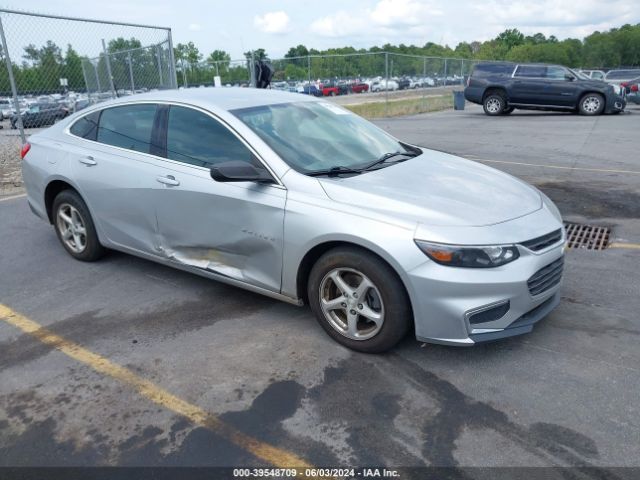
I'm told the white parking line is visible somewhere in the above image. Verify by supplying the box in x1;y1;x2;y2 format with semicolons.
0;193;26;202
469;158;640;175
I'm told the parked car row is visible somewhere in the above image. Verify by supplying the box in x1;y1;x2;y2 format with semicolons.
2;88;161;129
465;62;627;116
621;76;640;105
270;74;460;97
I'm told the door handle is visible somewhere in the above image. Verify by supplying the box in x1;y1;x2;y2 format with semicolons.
79;156;97;166
156;175;180;186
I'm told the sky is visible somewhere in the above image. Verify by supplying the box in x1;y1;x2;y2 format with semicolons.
9;0;640;60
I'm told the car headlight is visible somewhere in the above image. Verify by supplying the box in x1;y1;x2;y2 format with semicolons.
414;240;520;268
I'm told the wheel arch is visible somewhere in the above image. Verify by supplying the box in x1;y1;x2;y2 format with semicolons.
578;90;607;109
44;178;83;224
482;86;508;102
295;239;416;326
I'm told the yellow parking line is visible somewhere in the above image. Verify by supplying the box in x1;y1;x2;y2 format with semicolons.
0;303;313;470
472;158;640;175
609;242;640;250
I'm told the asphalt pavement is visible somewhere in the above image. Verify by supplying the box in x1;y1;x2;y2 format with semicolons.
1;104;639;473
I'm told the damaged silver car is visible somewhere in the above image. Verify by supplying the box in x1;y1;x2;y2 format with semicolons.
21;88;565;352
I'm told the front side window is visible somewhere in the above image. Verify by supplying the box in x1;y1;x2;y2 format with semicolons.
166;106;255;168
96;104;156;154
232;101;408;174
546;66;569;80
515;65;547;78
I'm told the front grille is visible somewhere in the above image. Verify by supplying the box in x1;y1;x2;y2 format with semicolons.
521;229;563;252
528;257;564;296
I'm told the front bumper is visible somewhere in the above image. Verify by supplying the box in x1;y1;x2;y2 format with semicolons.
407;235;564;346
605;91;626;113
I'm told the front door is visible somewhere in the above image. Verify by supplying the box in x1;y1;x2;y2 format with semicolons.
543;66;581;107
153;105;286;293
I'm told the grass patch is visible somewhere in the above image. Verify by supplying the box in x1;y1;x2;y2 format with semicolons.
344;95;453;119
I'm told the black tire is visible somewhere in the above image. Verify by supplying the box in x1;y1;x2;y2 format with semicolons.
307;246;412;353
52;189;106;262
483;92;506;116
578;93;605;115
503;106;515;114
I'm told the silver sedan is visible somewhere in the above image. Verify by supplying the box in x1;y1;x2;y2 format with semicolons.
21;88;565;352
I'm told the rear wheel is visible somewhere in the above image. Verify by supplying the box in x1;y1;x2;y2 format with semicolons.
52;190;106;262
483;92;506;116
503;106;515;114
308;247;411;353
579;93;605;115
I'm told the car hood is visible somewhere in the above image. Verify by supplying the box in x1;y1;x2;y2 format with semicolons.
318;149;542;227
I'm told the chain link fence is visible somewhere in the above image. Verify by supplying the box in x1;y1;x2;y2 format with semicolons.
182;52;478;117
0;8;177;144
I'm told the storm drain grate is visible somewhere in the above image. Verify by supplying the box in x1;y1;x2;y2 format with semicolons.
564;223;611;250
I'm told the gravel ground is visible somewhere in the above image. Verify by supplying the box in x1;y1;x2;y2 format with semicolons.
0;120;34;197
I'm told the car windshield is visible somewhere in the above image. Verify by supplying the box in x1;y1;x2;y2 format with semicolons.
572;69;590;80
232;101;411;174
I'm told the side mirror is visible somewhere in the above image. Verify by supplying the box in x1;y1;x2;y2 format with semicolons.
210;161;275;184
565;74;575;82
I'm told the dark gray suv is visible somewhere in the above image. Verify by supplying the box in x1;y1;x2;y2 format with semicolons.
464;62;626;116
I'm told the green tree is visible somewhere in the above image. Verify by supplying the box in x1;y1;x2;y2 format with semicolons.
496;28;525;50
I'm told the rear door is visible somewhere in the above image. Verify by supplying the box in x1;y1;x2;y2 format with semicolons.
68;104;161;254
510;65;549;105
153;105;286;293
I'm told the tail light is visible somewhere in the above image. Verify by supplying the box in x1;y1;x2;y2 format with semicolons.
632;84;638;92
20;142;31;160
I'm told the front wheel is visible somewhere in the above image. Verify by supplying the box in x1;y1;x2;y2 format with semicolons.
483;93;506;116
579;93;605;115
52;190;106;262
308;247;411;353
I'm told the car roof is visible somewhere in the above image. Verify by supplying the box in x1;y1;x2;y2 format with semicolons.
97;87;317;112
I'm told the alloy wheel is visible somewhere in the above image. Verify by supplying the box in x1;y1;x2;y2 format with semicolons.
486;97;502;113
56;203;87;253
582;96;600;114
319;268;385;341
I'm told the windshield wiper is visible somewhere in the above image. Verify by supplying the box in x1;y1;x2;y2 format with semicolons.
306;165;363;177
359;151;419;172
306;150;420;177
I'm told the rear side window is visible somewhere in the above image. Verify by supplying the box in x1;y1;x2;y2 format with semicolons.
514;65;547;78
166;106;254;168
70;111;100;141
96;104;157;154
471;63;514;77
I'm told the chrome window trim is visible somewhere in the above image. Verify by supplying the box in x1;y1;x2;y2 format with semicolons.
63;99;286;190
